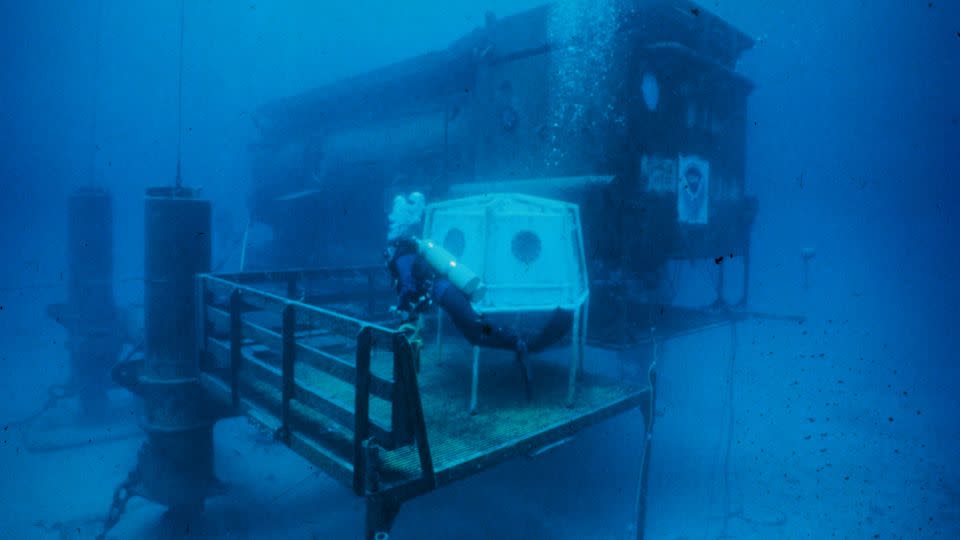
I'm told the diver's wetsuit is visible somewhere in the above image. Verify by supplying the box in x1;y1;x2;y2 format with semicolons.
386;236;525;352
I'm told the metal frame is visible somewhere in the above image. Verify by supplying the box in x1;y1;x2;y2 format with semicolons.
198;269;433;470
424;194;592;411
196;268;652;539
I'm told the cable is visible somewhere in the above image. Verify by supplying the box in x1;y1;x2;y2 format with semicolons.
716;322;787;538
239;219;251;271
174;0;185;189
213;229;249;273
89;0;104;186
718;321;737;538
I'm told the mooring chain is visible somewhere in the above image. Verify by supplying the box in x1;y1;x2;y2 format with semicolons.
7;384;76;434
7;341;142;439
96;463;140;540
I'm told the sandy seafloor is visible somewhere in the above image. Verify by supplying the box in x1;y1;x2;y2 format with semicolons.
1;287;958;540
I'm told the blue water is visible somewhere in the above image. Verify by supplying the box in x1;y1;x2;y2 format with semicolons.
1;1;958;538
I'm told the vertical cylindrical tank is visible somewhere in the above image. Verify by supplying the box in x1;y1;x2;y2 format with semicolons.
136;186;216;510
144;186;211;379
68;187;114;312
65;187;119;416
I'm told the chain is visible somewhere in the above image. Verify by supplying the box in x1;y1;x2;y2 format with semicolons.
7;341;143;438
97;456;141;540
7;384;76;434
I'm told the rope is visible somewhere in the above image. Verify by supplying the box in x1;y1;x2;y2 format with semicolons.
213;229;249;273
716;321;787;538
398;319;424;350
174;0;185;189
718;321;737;538
88;0;103;186
239;219;251;271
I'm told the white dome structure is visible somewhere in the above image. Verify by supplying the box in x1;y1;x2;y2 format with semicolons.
423;193;590;410
424;193;589;312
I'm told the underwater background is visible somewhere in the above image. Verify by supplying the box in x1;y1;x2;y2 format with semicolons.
1;1;959;538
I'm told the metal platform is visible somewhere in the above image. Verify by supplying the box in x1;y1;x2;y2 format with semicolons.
195;267;652;539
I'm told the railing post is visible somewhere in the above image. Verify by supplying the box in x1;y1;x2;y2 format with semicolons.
280;303;296;443
353;326;373;495
229;289;242;408
390;337;412;447
394;334;435;487
362;438;381;494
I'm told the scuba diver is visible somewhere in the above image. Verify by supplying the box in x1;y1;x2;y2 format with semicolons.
384;192;534;398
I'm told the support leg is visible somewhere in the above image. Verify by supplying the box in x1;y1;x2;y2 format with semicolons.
435;312;444;364
577;300;589;380
737;243;751;308
362;438;401;539
712;257;727;309
365;494;401;540
634;361;658;540
469;346;480;415
566;307;581;407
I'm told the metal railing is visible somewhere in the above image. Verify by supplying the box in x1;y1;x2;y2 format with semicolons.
196;267;435;495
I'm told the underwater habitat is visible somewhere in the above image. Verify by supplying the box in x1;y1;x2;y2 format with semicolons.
1;0;959;538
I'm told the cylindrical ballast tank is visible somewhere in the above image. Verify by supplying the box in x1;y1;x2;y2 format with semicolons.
418;238;486;302
68;187;114;314
137;186;216;509
144;187;211;379
65;187;119;415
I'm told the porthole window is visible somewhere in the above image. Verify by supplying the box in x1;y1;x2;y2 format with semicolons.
641;72;659;111
511;230;541;264
443;228;466;258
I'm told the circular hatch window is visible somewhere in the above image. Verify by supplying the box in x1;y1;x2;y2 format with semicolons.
641;72;659;111
511;230;542;264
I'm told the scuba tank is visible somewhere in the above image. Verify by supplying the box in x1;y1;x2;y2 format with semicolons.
418;239;486;302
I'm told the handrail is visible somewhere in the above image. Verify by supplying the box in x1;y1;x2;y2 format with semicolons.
212;265;384;285
204;274;396;339
198;270;435;497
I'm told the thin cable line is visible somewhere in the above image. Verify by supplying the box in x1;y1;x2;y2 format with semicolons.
175;0;185;189
89;0;104;186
